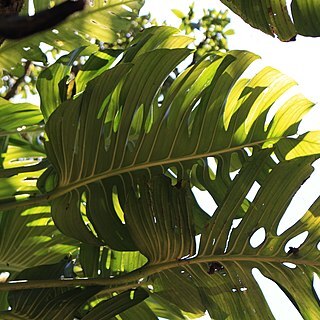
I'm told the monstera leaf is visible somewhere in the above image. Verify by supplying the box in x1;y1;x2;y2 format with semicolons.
0;0;144;72
120;171;320;318
0;205;78;312
0;258;149;319
220;0;320;41
0;206;77;271
33;26;320;250
1;25;320;318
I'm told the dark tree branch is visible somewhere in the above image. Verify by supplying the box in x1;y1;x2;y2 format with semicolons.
0;0;86;40
0;0;25;44
4;60;31;100
0;0;24;15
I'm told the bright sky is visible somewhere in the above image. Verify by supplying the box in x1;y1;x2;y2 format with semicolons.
142;1;320;319
143;0;320;103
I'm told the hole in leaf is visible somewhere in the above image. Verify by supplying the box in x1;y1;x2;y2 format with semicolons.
28;0;35;15
197;311;210;319
250;227;266;248
271;152;280;164
286;0;294;22
244;147;253;156
166;167;177;179
0;272;10;282
284;231;308;253
282;262;297;269
246;181;261;202
189;234;201;259
252;268;303;319
192;187;217;216
229;169;240;181
80;192;98;238
317;241;320;251
224;219;242;253
313;273;320;303
121;4;133;12
240;287;248;292
277;159;320;235
207;157;217;176
233;218;242;228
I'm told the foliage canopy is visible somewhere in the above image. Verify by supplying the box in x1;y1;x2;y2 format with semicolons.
0;1;320;319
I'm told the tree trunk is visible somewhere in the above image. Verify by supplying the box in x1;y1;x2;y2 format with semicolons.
0;0;25;44
0;0;24;14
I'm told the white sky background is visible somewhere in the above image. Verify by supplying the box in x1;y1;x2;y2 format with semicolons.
142;1;320;319
143;0;320;102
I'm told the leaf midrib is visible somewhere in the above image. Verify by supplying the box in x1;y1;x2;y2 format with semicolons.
0;136;304;212
54;142;269;197
0;252;318;292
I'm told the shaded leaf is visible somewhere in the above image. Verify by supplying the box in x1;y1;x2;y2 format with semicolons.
0;0;144;72
39;27;319;252
220;0;320;40
82;288;149;320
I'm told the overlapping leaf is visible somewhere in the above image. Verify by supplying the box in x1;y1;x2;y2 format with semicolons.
1;24;320;318
0;205;77;312
118;155;320;318
39;27;320;250
0;206;78;273
0;256;150;319
0;98;45;200
0;0;144;72
220;0;320;41
0;98;42;133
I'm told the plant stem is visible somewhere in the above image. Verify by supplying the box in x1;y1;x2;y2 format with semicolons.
0;159;48;178
0;125;45;138
0;254;318;292
4;61;32;100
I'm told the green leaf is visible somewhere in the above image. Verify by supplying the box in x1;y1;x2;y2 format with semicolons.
172;9;185;19
221;0;320;39
1;25;320;319
82;288;149;320
79;244;100;278
124;160;319;318
118;300;158;320
220;0;295;41
38;27;319;251
75;50;120;94
1;258;101;319
0;98;42;133
125;176;196;263
37;47;87;120
0;206;77;272
0;0;144;72
292;0;320;36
